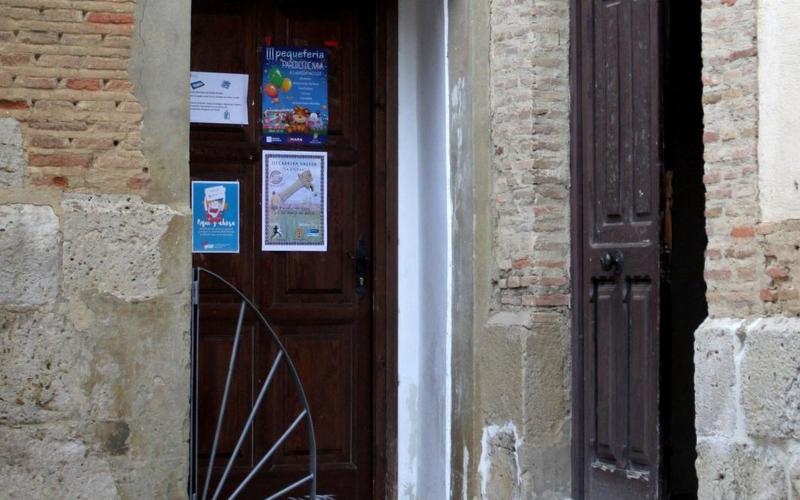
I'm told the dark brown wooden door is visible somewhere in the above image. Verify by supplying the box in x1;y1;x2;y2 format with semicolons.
575;0;661;498
190;1;382;498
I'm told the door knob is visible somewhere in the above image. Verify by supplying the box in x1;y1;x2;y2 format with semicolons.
600;250;624;272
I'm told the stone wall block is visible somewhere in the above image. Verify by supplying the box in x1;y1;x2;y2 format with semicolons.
0;425;119;498
523;312;570;445
62;194;178;301
480;317;526;422
741;317;800;440
695;438;787;500
694;319;739;438
0;118;24;187
0;308;88;425
0;204;60;306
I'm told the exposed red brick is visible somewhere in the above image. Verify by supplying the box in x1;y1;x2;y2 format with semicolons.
535;260;566;269
760;289;777;302
28;153;91;168
0;54;33;66
540;277;568;287
0;99;29;110
66;78;102;91
126;175;150;190
29;136;70;148
85;12;135;24
16;76;58;89
704;269;732;281
766;267;789;280
71;137;114;150
730;225;755;238
105;79;134;92
729;47;757;62
28;120;88;131
512;257;531;269
533;294;570;307
30;175;69;188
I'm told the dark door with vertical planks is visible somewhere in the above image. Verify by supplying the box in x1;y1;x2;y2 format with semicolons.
190;1;387;498
573;0;662;498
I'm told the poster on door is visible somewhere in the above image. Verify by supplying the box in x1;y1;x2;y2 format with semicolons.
192;181;240;253
262;150;327;252
261;46;328;145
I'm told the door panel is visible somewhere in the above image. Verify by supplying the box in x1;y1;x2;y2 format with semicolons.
191;1;377;498
578;0;661;498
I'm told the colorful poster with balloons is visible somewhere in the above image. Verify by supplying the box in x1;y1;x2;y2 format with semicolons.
261;46;328;145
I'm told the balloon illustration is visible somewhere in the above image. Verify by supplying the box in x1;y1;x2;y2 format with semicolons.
264;67;293;104
268;67;283;87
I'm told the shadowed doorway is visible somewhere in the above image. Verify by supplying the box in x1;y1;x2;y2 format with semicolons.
660;1;705;498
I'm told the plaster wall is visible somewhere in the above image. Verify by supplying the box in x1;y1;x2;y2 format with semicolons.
758;0;800;223
397;0;450;497
0;0;191;497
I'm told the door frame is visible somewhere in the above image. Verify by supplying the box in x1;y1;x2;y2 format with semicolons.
569;0;586;494
374;0;399;497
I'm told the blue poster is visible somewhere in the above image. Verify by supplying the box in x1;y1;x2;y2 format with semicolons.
192;181;240;253
261;46;328;145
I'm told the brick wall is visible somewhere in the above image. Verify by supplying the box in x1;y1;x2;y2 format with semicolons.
478;0;571;497
700;0;763;317
0;0;148;192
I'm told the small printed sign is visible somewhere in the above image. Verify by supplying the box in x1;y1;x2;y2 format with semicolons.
192;181;240;253
190;72;249;125
262;150;327;252
261;46;328;145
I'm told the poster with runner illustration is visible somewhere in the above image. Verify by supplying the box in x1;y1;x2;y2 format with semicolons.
262;150;327;252
261;46;328;145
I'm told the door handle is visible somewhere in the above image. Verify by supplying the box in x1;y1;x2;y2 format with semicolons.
600;250;624;273
348;237;371;298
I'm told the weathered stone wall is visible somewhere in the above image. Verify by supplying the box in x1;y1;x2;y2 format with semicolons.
695;1;800;498
477;0;571;497
0;0;190;497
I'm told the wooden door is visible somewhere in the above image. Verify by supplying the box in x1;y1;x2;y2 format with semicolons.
574;0;662;498
190;1;387;498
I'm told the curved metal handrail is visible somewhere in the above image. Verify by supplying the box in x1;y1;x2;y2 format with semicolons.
190;267;317;500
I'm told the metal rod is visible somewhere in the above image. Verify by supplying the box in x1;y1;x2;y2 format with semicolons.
201;301;247;500
264;474;315;500
211;350;284;500
228;410;308;500
190;268;200;499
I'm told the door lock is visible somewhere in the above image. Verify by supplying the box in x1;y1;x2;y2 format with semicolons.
600;250;624;273
348;237;371;298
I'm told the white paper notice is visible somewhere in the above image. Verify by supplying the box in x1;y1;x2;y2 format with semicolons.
190;72;249;125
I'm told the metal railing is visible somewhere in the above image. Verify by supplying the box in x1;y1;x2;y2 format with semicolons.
189;267;317;500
